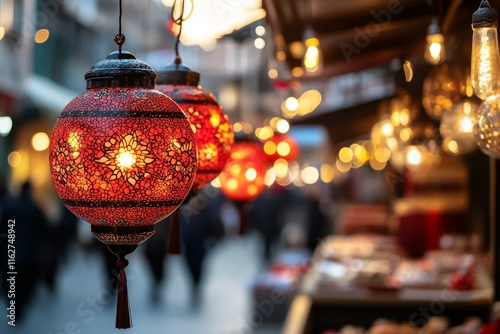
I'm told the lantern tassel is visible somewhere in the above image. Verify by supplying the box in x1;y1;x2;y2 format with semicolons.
116;257;131;329
108;244;137;330
168;209;182;254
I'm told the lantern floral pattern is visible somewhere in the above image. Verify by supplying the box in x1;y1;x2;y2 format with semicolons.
49;86;198;227
156;84;233;190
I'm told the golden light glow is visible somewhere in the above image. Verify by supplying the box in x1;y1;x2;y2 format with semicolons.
0;116;13;136
210;112;221;127
406;146;422;166
369;156;387;170
277;141;291;157
425;33;446;65
292;67;304;78
277;50;287;62
339;147;353;163
460;117;474;133
268;68;278;79
403;60;413;82
285;97;299;111
274;159;289;178
381;122;394;137
116;151;136;169
304;37;321;73
374;147;391;163
336;159;352;173
276;119;290;134
8;151;22;168
447;139;459;154
471;27;500;100
400;128;413;142
233;122;243;132
211;176;221;188
301;166;319;185
32;132;50;151
265;168;276;186
0;26;5;41
264;141;277;155
245;167;257;181
289;41;305;59
34;29;50;44
320;164;335;183
255;25;265;36
254;37;265;49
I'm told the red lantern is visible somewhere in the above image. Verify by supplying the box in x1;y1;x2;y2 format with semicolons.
49;51;197;329
156;61;234;190
219;139;267;234
263;133;299;164
219;140;267;202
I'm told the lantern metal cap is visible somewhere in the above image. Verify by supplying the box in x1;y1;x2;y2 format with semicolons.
156;61;201;86
427;17;442;35
85;50;158;89
472;0;499;28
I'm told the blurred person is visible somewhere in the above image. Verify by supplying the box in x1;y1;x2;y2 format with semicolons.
0;181;50;321
181;190;225;307
142;216;170;305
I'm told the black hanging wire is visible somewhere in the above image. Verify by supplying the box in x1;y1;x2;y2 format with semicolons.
170;0;194;65
114;0;126;53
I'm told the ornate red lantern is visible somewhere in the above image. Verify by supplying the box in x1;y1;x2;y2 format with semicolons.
155;60;234;254
219;138;267;233
263;133;299;164
49;50;197;328
156;61;234;190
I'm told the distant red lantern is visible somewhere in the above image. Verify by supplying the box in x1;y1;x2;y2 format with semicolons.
263;134;299;163
49;50;197;329
219;140;267;202
156;60;234;190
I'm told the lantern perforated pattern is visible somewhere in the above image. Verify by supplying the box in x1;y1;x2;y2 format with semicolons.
156;84;233;190
219;141;267;202
49;87;197;228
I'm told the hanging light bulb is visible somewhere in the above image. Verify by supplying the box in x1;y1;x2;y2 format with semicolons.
303;26;323;73
424;17;446;65
471;0;500;100
475;94;500;157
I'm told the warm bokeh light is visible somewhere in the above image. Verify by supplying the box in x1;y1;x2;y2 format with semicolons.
254;37;265;49
301;166;319;185
273;158;289;178
320;163;335;183
285;97;299;111
0;26;5;41
276;119;290;134
336;159;352;173
406;146;423;166
34;29;50;44
8;151;22;168
0;116;13;136
255;25;265;36
303;36;322;73
32;132;50;151
424;33;446;66
277;50;287;62
268;68;278;79
292;67;304;78
338;147;353;163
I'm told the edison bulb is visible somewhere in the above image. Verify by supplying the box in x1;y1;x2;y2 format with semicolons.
471;27;500;100
425;33;446;65
440;99;478;155
475;94;500;158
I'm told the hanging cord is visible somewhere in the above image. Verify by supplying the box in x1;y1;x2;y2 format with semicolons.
170;0;194;65
114;0;126;53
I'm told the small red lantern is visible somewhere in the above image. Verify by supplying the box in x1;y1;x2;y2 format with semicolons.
49;51;197;328
155;59;234;254
219;138;267;233
263;133;299;164
156;60;234;190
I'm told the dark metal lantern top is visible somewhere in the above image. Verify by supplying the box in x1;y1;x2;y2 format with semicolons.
427;17;441;35
85;51;158;89
156;63;200;86
472;0;499;28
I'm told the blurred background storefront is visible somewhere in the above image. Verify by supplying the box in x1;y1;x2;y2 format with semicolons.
0;0;499;333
